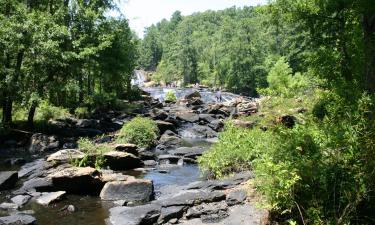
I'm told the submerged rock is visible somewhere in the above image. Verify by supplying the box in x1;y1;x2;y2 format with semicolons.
0;171;18;191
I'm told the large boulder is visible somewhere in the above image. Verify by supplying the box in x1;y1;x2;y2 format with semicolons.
208;120;224;132
49;167;103;195
149;109;168;120
103;151;143;171
100;179;154;203
0;214;36;225
155;120;176;134
46;149;85;165
180;125;217;139
114;144;138;156
28;133;59;154
185;91;201;100
0;171;18;190
158;130;182;149
237;101;258;115
176;112;200;123
199;114;216;123
76;119;99;128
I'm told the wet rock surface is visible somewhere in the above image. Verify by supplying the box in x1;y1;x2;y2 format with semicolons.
100;179;154;203
0;87;262;225
0;171;18;190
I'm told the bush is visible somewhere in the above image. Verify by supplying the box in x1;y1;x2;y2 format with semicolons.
199;92;375;224
74;107;90;119
165;90;177;102
72;137;111;169
116;116;159;148
35;101;70;121
258;57;310;97
199;122;269;177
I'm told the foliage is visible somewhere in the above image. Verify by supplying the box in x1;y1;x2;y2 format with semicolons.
74;107;90;119
199;92;375;224
72;137;111;169
198;122;268;178
34;101;70;121
165;90;177;102
0;0;138;127
139;6;307;94
116;117;159;148
258;57;310;97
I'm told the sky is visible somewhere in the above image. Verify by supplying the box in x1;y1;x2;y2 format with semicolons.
115;0;268;38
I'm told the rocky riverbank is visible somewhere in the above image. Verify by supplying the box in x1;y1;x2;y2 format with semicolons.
0;88;266;225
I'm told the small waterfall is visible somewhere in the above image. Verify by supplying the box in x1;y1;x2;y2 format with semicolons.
131;70;147;87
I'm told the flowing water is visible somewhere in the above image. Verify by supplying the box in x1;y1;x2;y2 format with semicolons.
9;138;212;225
1;72;236;224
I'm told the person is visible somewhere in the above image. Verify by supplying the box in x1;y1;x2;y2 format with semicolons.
216;89;222;102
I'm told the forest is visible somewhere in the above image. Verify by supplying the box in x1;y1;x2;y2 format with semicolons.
1;0;375;225
0;0;138;128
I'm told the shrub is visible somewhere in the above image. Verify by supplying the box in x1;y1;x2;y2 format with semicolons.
165;90;177;102
199;92;375;224
74;107;90;119
199;122;269;178
116;116;159;148
35;101;70;121
258;57;310;97
72;137;111;169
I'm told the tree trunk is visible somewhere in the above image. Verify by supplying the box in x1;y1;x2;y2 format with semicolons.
79;74;84;103
27;101;38;128
363;14;375;94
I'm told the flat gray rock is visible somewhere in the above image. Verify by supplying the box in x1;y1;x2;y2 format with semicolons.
179;203;268;225
100;179;153;203
11;195;32;207
107;204;161;225
46;149;85;164
0;202;19;210
0;171;18;190
0;214;36;225
226;189;247;206
36;191;66;206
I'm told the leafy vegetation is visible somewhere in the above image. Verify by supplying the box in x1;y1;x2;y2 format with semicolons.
165;90;177;102
116;117;159;148
72;137;111;169
199;0;375;223
0;0;138;128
